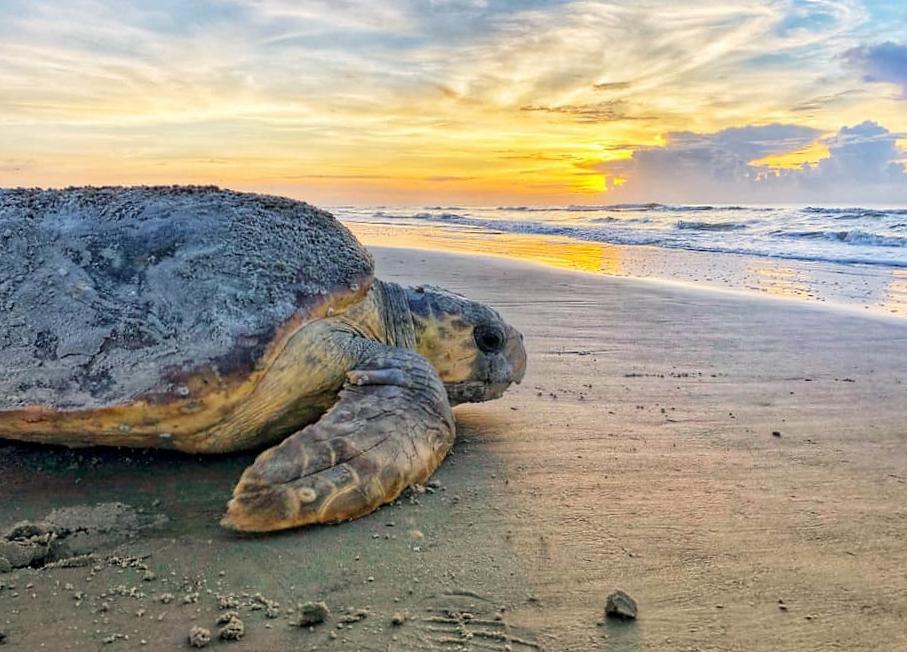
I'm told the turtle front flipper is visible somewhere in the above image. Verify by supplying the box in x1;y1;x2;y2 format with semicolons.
221;346;454;532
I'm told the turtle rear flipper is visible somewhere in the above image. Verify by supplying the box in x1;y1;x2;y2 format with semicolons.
221;345;454;532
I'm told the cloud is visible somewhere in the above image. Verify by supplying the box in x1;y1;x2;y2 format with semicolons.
593;81;633;92
813;121;907;185
600;121;907;203
520;100;656;123
845;41;907;98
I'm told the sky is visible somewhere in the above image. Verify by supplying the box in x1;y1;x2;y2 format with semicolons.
1;0;906;205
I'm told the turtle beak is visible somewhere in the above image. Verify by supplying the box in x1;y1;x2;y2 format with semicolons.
505;325;527;385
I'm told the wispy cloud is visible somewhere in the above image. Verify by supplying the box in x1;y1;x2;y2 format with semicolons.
520;101;657;123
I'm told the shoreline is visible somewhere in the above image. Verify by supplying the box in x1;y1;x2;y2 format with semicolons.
349;224;907;325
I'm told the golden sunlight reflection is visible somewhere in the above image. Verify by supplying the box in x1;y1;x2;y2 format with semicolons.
877;269;907;316
347;223;624;276
744;263;813;300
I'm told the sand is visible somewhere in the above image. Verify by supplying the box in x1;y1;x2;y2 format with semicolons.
1;246;906;651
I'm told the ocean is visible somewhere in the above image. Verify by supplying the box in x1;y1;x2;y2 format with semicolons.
335;203;907;318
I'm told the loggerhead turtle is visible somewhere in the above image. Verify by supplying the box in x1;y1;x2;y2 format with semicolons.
0;186;526;532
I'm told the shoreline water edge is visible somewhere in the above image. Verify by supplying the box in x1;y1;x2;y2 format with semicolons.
336;203;907;320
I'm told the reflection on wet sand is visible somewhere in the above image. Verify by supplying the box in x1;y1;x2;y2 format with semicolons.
347;222;624;275
744;263;812;300
877;269;907;316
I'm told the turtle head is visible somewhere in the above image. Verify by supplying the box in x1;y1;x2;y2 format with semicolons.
405;285;526;406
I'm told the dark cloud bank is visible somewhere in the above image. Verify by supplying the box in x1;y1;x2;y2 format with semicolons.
846;41;907;98
600;121;907;204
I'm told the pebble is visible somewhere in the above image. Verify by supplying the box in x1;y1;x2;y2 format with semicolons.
188;626;211;648
391;612;406;626
605;590;638;620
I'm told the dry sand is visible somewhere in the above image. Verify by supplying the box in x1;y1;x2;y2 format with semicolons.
1;246;906;651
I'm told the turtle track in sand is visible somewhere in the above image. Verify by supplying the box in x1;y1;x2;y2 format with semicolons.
389;591;542;651
0;502;165;571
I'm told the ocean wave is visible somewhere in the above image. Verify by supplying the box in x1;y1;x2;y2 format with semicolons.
567;203;759;213
564;204;619;212
372;210;409;219
588;216;653;224
659;205;719;212
412;212;469;221
676;220;748;231
495;205;571;212
804;207;907;218
595;203;663;211
778;229;907;248
488;203;767;213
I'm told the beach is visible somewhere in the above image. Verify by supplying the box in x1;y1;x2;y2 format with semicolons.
2;245;907;651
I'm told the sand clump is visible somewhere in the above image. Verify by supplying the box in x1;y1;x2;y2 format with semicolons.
187;626;211;648
295;600;330;627
217;614;245;641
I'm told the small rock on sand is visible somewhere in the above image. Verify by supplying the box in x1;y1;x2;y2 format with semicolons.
188;626;211;648
218;615;244;641
605;590;638;620
296;601;330;627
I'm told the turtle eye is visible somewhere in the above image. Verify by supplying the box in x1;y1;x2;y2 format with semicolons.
474;325;505;353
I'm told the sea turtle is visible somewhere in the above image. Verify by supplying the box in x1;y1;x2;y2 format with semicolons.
0;186;526;532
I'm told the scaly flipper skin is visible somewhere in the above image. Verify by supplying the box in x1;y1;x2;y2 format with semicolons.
221;344;454;532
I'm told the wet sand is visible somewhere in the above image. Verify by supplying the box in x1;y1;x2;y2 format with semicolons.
2;247;907;651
